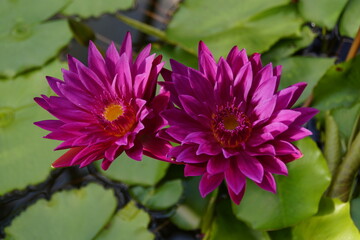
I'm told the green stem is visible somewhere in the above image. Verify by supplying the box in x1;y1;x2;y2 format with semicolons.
115;13;197;56
323;111;342;176
328;131;360;201
200;188;218;235
348;112;360;150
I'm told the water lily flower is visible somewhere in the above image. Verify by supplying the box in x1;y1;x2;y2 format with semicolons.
35;33;171;170
160;42;318;204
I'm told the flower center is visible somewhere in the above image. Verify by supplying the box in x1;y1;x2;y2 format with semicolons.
100;102;136;137
223;115;238;130
103;104;124;122
211;105;252;148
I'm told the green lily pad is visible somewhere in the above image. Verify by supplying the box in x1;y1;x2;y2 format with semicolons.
95;201;154;240
170;177;211;230
0;0;72;78
275;56;334;105
62;0;134;18
297;0;348;29
206;200;268;240
0;0;69;33
98;155;169;186
351;197;360;230
152;44;198;69
232;138;331;230
166;1;303;58
292;199;360;240
313;55;360;110
262;26;316;63
130;179;183;210
0;20;72;78
0;61;66;195
332;102;360;147
4;183;117;240
340;0;360;38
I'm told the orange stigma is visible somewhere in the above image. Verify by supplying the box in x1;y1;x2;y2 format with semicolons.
103;104;124;122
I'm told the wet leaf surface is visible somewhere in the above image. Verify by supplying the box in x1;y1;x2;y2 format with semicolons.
4;183;117;240
63;0;134;18
166;1;303;58
232;138;331;230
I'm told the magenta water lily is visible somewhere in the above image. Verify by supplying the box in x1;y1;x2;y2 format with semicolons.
160;42;318;204
34;33;171;170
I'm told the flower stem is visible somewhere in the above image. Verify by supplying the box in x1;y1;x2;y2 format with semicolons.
346;27;360;61
323;111;342;176
328;131;360;201
115;13;197;55
200;188;218;234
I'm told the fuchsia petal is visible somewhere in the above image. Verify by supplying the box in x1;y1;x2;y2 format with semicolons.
214;58;233;104
233;62;252;102
280;127;313;141
251;95;277;123
105;42;120;77
46;76;64;97
159;41;317;205
126;141;143;161
207;156;229;175
35;32;169;170
34;120;64;131
273;65;282;91
228;185;246;205
199;173;224;197
292;108;319;126
52;147;84;168
260;156;288;176
249;53;262;74
236;153;264;183
184;163;207;176
261;122;289;138
143;137;172;162
105;144;121;161
88;41;107;79
274;140;300;155
119;32;133;63
225;160;246;194
256;171;277;193
198;41;217;83
276;82;307;110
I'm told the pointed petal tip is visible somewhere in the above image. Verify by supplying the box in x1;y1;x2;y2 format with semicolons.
122;31;132;45
88;40;95;47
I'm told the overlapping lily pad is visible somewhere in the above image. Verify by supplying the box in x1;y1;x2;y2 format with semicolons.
130;179;183;210
297;0;348;29
4;183;117;240
62;0;134;18
275;56;334;105
232;138;331;230
206;200;267;240
95;201;154;240
262;26;316;63
313;55;360;110
0;0;69;31
0;61;66;195
0;0;72;78
98;155;169;186
292;199;360;240
170;177;211;230
166;1;303;58
0;20;72;78
339;0;360;38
